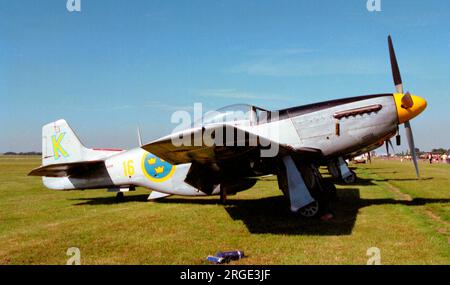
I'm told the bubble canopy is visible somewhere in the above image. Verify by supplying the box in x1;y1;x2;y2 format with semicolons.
195;104;270;126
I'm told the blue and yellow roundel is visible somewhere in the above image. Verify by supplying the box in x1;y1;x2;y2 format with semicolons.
141;152;176;182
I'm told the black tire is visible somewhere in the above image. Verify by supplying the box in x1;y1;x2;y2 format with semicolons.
300;165;316;189
298;201;320;218
321;180;338;201
327;161;341;179
116;192;124;202
342;170;357;184
299;179;335;218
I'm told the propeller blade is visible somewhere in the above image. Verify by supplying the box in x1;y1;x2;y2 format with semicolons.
387;139;395;154
385;140;390;157
388;35;403;94
404;121;420;178
401;92;414;109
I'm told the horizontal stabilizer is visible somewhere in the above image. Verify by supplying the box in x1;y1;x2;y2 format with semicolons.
28;160;105;177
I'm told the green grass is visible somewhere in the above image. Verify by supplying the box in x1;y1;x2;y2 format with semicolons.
0;156;449;264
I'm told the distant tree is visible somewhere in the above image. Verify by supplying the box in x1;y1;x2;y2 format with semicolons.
414;148;423;156
3;151;41;155
431;148;447;155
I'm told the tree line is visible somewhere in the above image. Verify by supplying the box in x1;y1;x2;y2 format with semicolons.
2;152;42;155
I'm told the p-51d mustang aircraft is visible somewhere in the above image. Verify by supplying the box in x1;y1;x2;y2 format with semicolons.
29;36;426;218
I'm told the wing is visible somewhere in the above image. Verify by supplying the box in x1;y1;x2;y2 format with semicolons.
142;124;273;164
141;124;322;165
28;160;105;177
142;124;323;195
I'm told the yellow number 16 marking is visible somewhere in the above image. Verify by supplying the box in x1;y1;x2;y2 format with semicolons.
123;160;135;177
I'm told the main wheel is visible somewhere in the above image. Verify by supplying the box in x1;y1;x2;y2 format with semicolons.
321;180;338;201
299;201;320;218
327;161;340;179
300;165;316;189
342;170;357;184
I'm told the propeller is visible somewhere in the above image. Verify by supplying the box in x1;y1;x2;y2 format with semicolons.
385;139;394;158
388;35;420;178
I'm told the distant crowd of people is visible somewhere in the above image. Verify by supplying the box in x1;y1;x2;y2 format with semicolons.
426;153;449;164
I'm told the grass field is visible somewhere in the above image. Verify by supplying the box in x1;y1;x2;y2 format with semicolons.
0;155;449;265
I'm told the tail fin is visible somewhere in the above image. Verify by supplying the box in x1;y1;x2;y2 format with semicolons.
42;119;88;166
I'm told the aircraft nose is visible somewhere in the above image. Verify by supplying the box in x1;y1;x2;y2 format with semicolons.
393;93;427;124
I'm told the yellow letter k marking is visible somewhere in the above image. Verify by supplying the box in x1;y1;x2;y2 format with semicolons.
52;133;69;159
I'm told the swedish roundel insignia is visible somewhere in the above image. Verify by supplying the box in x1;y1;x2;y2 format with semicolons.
141;152;175;182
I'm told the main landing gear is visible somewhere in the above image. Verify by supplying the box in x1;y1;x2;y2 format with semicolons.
327;157;357;184
278;155;337;218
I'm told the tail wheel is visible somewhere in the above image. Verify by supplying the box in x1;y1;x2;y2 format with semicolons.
115;192;124;202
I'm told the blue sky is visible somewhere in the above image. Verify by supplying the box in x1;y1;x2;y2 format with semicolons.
1;0;449;152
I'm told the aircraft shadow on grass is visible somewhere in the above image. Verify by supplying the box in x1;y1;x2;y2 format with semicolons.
222;191;449;236
71;186;449;236
71;194;150;205
332;176;433;187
